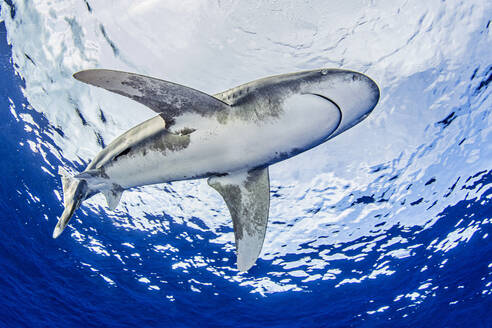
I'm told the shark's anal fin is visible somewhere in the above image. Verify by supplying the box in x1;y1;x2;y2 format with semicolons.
103;186;123;211
208;167;270;272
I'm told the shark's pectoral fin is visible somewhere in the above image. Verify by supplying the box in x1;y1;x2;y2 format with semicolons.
208;167;270;272
73;69;230;128
103;186;123;211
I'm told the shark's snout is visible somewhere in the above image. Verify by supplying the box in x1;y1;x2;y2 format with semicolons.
347;71;380;123
320;70;380;138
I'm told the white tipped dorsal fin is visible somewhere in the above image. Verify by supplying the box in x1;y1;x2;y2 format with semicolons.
73;69;230;127
103;187;123;211
208;167;270;272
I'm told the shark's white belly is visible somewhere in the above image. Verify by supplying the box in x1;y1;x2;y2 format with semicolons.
105;94;341;189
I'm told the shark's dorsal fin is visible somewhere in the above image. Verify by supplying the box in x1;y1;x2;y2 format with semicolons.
208;167;270;271
103;186;123;211
73;69;230;127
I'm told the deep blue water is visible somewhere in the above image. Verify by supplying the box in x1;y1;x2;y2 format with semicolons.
1;12;491;328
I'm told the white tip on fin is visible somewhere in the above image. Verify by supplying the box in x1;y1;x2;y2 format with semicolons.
103;187;123;211
208;167;270;272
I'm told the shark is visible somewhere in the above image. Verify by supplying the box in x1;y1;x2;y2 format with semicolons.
53;68;380;271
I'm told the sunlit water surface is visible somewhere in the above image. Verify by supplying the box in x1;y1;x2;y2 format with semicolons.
0;1;491;327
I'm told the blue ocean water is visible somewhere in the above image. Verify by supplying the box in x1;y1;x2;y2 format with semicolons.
0;2;491;327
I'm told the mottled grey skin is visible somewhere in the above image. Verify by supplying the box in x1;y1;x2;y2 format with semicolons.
215;70;319;123
208;168;270;240
208;167;270;271
88;120;191;170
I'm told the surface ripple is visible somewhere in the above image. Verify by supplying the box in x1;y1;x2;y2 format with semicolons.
0;1;491;327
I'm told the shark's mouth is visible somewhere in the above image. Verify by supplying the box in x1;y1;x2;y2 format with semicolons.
307;93;343;138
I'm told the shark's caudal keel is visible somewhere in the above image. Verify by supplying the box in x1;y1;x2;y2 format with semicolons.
53;68;380;271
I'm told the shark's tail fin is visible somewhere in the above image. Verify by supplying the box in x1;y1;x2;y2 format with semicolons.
59;167;73;207
53;167;88;238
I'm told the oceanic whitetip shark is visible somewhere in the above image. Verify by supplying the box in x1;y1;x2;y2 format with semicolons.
53;68;379;271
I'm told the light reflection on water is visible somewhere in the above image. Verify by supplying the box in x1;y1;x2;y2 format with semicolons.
1;1;491;325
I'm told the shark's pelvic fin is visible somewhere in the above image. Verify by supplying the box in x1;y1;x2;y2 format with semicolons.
73;69;230;127
103;186;123;211
208;167;270;272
